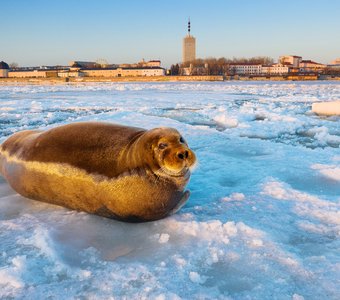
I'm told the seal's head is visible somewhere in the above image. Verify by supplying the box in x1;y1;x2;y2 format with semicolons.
141;128;196;179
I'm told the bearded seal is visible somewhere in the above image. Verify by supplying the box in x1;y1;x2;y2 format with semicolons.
0;122;196;222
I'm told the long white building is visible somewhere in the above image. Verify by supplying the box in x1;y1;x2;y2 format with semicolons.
230;64;262;75
230;64;290;75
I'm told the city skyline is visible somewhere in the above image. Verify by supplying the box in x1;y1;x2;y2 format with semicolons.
1;0;340;68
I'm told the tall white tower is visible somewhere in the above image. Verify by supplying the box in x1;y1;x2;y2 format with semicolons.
182;18;196;63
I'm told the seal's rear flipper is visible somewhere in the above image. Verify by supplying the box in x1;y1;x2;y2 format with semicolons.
169;190;190;216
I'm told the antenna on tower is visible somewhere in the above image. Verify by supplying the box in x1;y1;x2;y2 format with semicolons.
188;17;191;35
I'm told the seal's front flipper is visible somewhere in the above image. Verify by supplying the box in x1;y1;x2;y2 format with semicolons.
169;190;190;216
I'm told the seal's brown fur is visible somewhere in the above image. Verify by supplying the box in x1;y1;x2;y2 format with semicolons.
0;122;196;222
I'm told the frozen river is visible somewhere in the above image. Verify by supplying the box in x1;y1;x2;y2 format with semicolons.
0;81;339;299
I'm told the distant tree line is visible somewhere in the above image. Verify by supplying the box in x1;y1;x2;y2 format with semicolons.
9;62;19;69
170;56;274;75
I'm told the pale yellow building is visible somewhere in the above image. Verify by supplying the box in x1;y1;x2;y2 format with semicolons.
182;19;196;63
81;67;165;77
299;60;325;72
330;58;340;65
143;60;161;67
279;55;302;68
8;70;58;78
119;59;161;68
69;61;97;68
6;61;165;78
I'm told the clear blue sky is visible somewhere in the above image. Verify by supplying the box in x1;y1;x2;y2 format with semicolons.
1;0;339;67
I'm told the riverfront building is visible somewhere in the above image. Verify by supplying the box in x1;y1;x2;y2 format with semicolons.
230;64;262;75
299;60;326;72
230;55;325;76
330;58;340;65
279;55;302;68
0;60;165;78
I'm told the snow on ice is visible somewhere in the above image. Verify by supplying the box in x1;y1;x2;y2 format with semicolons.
0;81;339;299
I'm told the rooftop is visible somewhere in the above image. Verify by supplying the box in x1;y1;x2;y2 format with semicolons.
229;63;262;66
300;60;324;65
0;61;9;69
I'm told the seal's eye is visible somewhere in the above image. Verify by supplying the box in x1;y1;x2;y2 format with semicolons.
179;137;186;144
158;143;168;149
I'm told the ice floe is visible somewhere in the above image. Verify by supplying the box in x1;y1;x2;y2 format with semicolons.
0;81;339;299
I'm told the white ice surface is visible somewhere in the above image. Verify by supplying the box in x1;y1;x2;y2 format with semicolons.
0;81;339;299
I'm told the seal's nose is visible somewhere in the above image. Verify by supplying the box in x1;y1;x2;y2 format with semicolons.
177;150;189;160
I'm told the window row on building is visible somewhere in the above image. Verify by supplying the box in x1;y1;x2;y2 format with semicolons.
228;64;291;75
1;67;165;78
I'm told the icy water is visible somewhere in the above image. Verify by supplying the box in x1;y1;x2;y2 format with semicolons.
0;81;339;299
